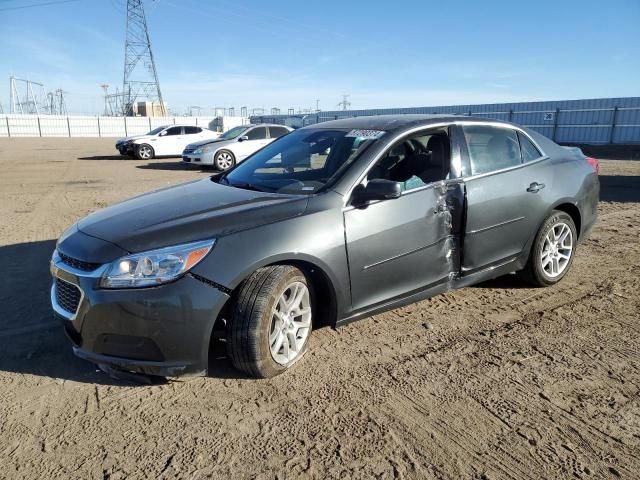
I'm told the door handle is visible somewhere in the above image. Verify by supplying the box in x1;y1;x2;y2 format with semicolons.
527;182;545;193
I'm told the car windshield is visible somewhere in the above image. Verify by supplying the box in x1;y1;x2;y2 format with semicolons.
222;128;383;195
147;126;166;135
220;126;249;140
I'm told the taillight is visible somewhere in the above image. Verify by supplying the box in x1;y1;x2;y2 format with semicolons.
586;156;599;175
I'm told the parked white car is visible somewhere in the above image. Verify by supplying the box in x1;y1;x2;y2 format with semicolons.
116;125;220;160
182;124;293;170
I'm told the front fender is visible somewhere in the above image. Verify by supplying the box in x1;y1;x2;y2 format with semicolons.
190;197;350;317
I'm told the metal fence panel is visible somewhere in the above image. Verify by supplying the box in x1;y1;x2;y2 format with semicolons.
39;116;70;136
124;117;151;136
98;117;126;137
69;116;99;137
6;115;39;137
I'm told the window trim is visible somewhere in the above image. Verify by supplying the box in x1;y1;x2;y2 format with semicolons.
455;121;548;182
268;126;290;139
364;126;453;195
516;130;543;164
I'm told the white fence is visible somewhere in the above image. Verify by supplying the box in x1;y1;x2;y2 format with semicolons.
0;115;218;138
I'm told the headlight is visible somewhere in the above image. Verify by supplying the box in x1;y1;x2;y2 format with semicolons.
100;239;214;288
193;148;203;154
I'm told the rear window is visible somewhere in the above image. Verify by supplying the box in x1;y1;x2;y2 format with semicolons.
269;126;290;138
184;126;202;134
463;125;521;175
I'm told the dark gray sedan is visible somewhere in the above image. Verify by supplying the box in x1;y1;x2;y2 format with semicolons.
50;115;599;378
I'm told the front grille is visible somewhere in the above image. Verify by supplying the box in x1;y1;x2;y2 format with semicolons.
55;278;82;314
182;156;191;162
59;252;101;272
183;147;195;154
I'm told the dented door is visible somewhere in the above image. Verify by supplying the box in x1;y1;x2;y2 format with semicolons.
344;181;464;311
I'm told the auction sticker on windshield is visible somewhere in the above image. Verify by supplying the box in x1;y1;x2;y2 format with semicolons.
345;129;386;139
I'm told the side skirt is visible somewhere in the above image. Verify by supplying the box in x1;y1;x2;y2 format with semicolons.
335;255;523;328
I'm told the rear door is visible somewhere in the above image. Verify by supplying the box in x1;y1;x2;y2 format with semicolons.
460;124;552;273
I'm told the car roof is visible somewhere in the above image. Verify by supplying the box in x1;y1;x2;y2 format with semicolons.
303;114;515;133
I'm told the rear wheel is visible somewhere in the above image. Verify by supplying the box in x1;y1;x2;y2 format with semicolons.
135;144;154;160
226;265;312;378
521;210;577;286
214;150;235;171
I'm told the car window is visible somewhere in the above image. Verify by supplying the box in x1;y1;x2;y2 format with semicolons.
164;126;182;136
518;131;542;162
368;128;451;192
246;127;267;140
463;125;521;175
269;126;290;139
184;126;201;134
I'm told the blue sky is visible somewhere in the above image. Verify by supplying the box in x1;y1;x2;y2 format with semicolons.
1;0;638;114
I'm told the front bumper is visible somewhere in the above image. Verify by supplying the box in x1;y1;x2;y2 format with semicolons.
50;250;230;377
182;151;214;165
116;142;134;155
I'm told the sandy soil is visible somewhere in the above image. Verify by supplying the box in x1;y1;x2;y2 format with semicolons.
0;138;638;479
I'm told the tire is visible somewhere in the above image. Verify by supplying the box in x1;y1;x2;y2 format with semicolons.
214;150;235;171
135;144;154;160
227;265;313;378
520;210;577;287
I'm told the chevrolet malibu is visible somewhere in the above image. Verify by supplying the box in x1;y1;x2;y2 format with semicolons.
51;115;599;379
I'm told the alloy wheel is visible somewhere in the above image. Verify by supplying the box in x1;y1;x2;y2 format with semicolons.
138;145;152;159
540;222;573;278
269;281;312;365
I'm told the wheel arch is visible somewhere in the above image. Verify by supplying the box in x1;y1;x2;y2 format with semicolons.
551;201;582;240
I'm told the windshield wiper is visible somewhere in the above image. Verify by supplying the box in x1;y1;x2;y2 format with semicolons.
228;182;266;192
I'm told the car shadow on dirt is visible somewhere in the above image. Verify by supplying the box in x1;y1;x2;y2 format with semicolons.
599;175;640;203
135;162;214;173
78;155;134;160
0;239;240;385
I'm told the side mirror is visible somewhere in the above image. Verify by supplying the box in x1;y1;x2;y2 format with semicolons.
352;179;402;205
159;131;167;136
238;135;249;142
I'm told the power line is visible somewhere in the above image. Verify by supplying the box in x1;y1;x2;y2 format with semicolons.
0;0;84;12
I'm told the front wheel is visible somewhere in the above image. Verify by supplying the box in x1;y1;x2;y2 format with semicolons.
135;144;154;160
226;265;313;378
521;210;577;287
214;150;235;171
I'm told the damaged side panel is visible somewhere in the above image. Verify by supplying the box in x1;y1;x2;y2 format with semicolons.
343;179;465;314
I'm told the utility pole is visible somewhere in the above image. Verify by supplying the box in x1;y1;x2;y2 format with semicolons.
122;0;165;116
337;94;351;111
315;99;320;112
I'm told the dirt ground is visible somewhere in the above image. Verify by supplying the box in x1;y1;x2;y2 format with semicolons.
0;138;638;480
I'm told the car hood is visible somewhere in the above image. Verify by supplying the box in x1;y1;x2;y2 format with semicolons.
186;137;235;149
77;178;309;254
117;134;150;144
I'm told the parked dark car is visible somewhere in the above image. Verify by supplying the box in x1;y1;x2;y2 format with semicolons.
51;115;599;378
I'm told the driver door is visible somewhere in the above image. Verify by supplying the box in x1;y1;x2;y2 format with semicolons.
235;126;269;160
343;129;463;311
156;126;183;155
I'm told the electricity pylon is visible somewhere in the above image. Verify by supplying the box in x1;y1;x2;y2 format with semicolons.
122;0;165;116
